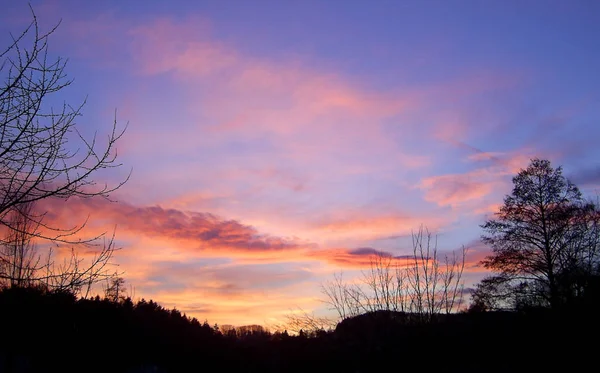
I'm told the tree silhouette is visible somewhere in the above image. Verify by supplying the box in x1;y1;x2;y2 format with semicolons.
0;7;127;293
0;201;39;288
321;226;467;323
105;276;127;302
479;158;600;310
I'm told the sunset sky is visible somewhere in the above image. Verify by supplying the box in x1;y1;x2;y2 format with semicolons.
2;0;599;327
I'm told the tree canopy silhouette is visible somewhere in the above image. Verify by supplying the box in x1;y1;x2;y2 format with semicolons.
475;158;600;310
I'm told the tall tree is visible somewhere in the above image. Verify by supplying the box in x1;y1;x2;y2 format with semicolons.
479;158;600;309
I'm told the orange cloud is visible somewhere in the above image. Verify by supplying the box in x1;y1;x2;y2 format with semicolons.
39;197;307;256
35;197;434;269
310;213;448;243
91;253;327;326
27;196;493;326
150;282;325;327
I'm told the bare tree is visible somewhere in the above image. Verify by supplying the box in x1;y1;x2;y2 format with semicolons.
0;201;40;287
104;276;126;302
0;7;128;234
321;272;363;320
321;226;467;324
47;233;120;297
274;307;337;335
0;8;128;293
407;226;466;321
0;200;120;297
362;253;402;313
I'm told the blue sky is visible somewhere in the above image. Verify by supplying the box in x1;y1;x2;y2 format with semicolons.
1;0;599;326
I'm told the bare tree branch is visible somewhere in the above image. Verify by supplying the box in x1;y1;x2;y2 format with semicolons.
321;226;467;325
0;8;128;295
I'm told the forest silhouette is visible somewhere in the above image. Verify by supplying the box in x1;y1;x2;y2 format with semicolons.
0;284;597;372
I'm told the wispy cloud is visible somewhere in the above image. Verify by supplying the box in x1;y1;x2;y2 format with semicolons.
417;151;534;210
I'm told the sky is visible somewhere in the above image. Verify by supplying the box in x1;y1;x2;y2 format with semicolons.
1;0;600;327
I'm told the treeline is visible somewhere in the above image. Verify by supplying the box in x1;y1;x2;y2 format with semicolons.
0;285;341;373
0;285;598;373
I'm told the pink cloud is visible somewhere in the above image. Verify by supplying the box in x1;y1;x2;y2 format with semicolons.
128;18;234;76
420;172;495;207
309;212;449;243
31;195;470;274
34;197;422;267
76;15;420;172
28;195;493;325
39;197;307;255
55;13;528;220
418;151;535;209
462;239;494;273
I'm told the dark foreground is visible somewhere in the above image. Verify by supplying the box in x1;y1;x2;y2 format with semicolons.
0;287;597;373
